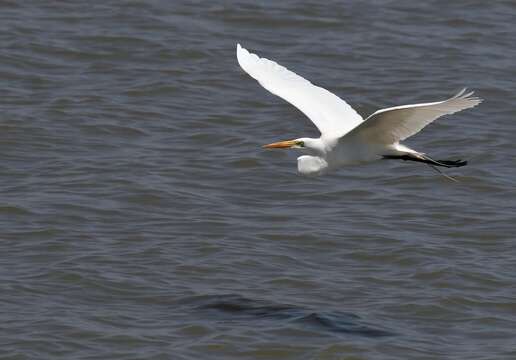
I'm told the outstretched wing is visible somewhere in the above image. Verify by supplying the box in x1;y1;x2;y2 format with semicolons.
237;44;363;138
346;88;482;144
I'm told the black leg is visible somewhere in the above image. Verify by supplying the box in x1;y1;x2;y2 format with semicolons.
382;154;467;168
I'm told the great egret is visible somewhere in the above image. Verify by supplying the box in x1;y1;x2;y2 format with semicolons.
236;44;482;180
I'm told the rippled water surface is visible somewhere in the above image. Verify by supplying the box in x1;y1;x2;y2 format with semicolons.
1;1;515;359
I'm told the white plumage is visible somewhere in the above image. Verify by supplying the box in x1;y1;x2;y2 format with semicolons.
236;44;363;138
348;88;481;144
237;44;482;178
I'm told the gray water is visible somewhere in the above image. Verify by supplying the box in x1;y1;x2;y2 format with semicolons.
1;1;515;359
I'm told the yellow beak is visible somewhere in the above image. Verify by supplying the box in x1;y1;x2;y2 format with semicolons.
262;139;298;149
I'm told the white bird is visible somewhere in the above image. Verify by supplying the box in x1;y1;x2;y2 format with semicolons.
236;44;482;180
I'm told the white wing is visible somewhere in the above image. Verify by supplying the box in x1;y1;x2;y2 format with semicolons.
346;89;482;144
237;44;363;138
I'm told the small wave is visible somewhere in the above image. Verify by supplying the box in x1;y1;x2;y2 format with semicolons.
0;205;33;216
193;294;394;337
297;312;392;337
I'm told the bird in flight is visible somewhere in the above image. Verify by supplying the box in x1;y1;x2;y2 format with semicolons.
236;44;482;181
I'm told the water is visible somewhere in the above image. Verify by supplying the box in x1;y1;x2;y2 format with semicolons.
1;1;515;359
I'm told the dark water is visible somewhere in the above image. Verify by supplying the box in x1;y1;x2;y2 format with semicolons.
1;1;515;359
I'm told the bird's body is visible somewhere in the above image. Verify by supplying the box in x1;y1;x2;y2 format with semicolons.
287;135;414;176
236;44;482;178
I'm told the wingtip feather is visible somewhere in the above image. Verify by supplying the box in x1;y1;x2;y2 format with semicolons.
453;88;467;98
236;43;245;56
451;87;483;108
236;43;253;72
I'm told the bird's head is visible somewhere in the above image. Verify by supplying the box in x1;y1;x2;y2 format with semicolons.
263;137;324;155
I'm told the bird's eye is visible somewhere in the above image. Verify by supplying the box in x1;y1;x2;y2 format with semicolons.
297;141;305;147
